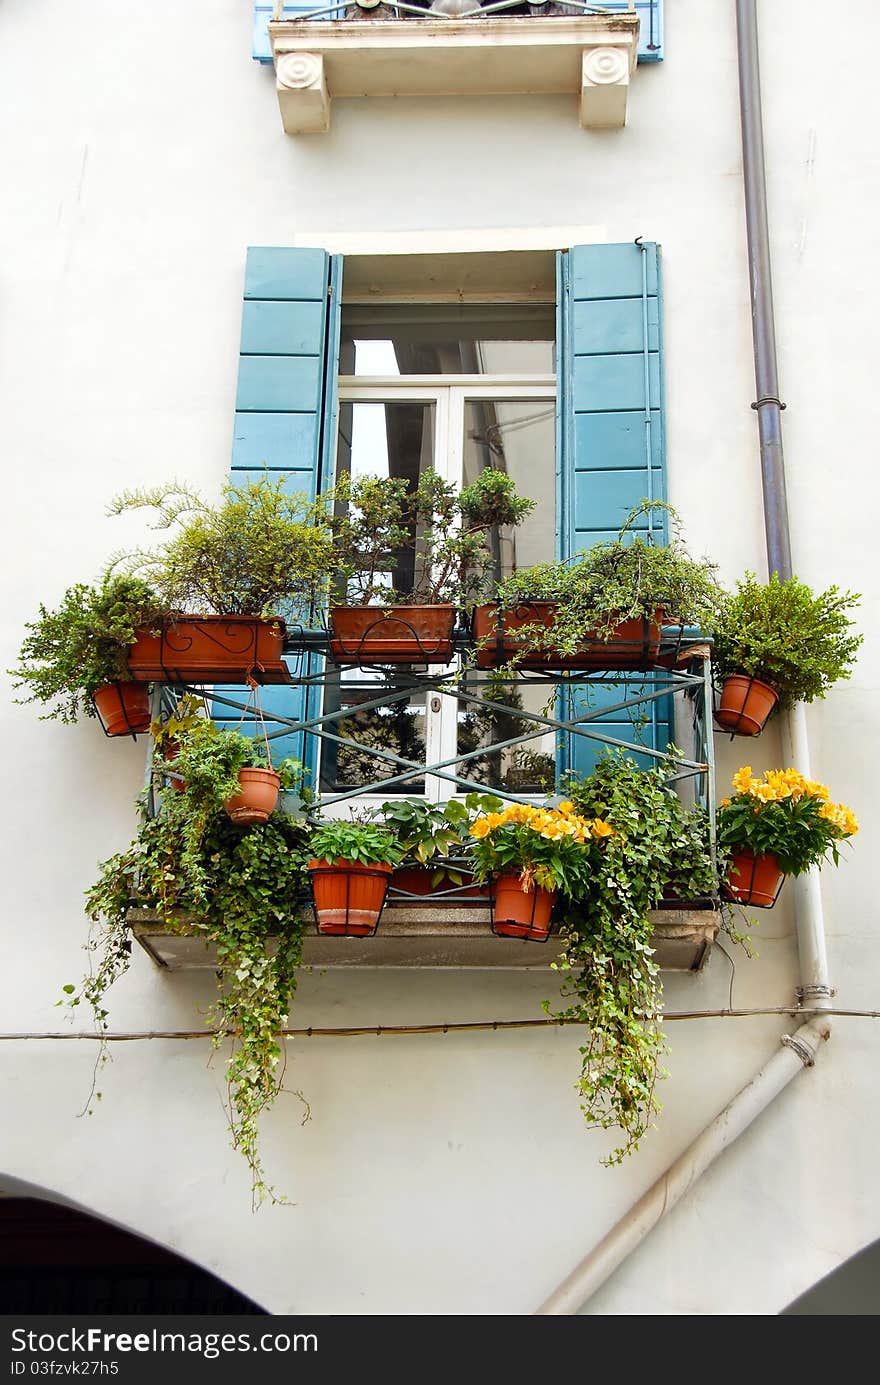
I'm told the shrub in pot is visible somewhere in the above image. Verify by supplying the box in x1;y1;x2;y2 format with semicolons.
717;765;858;906
9;575;162;734
380;793;500;898
321;466;534;663
476;501;720;669
108;475;336;683
712;572;863;735
306;817;405;936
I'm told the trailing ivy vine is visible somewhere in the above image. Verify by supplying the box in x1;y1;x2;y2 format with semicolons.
71;793;312;1205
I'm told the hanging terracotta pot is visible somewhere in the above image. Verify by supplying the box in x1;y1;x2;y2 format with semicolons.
224;767;281;825
491;874;556;942
127;616;291;685
471;603;664;671
724;850;785;908
92;682;152;737
308;859;394;937
714;674;779;736
329;605;456;664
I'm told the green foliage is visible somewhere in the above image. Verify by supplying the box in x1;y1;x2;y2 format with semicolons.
307;815;406;867
380;793;501;887
491;501;720;661
712;572;863;709
73;797;313;1204
9;576;161;723
150;692;207;762
717;767;858;876
322;465;534;608
108;475;335;619
552;751;721;1163
168;720;303;901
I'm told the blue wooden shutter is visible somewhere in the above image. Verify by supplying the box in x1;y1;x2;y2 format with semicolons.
214;247;341;782
558;240;669;777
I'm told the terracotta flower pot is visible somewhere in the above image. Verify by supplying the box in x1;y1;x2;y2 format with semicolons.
491;874;557;942
714;674;779;736
92;682;152;737
724;850;785;908
471;603;663;670
308;859;394;937
329;605;456;664
127;616;291;685
224;767;281;825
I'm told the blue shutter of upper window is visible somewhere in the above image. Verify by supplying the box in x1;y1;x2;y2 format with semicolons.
601;1;664;62
557;240;669;776
253;3;345;63
215;247;342;781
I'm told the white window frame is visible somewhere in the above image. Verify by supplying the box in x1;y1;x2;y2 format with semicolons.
325;372;555;808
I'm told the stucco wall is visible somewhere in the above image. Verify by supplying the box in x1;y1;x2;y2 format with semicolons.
0;0;875;1314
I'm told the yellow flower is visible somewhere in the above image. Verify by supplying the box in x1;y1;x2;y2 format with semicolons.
557;801;575;816
732;766;753;794
720;797;731;808
591;818;616;839
470;818;492;839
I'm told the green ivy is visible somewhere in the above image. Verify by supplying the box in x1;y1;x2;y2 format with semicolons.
552;751;720;1163
71;798;312;1205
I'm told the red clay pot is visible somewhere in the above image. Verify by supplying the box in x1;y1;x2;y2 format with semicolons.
714;675;779;736
224;767;281;825
491;874;557;942
308;859;394;937
92;682;152;737
472;603;663;670
724;850;785;908
329;606;456;664
127;616;291;685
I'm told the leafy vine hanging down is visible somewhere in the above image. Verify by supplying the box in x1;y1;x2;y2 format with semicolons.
69;789;313;1206
552;751;719;1164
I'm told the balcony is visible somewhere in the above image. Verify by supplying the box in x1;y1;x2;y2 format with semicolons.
264;1;642;134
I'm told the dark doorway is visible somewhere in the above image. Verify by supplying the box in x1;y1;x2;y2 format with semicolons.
0;1198;266;1314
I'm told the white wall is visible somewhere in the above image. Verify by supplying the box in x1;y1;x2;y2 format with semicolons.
0;0;876;1314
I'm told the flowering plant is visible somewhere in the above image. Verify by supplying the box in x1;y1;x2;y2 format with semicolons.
717;767;858;875
468;801;614;897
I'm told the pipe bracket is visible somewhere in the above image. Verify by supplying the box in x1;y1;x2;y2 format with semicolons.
750;395;787;410
781;1032;816;1067
796;983;835;1002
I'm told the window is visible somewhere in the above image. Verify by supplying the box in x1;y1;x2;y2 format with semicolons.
228;241;666;791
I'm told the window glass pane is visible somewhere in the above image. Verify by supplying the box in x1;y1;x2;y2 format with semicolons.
457;671;557;795
319;678;426;796
462;399;556;582
341;303;554;377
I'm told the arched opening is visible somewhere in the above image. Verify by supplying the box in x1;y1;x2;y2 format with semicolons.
781;1240;880;1315
0;1198;267;1314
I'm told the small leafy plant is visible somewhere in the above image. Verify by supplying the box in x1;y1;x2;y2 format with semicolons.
380;793;503;887
10;575;162;723
717;766;859;875
108;474;335;619
323;465;534;608
712;572;863;709
488;501;721;662
307;815;406;867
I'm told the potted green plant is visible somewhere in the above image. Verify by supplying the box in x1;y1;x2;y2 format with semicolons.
108;475;336;684
322;466;534;663
68;792;313;1204
466;799;615;941
712;572;863;735
306;816;405;936
554;750;723;1163
717;765;859;906
380;794;499;899
472;501;721;670
9;575;162;735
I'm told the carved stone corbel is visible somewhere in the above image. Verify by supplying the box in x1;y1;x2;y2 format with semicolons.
276;51;331;134
580;42;631;129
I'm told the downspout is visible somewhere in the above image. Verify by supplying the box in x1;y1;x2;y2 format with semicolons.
535;0;832;1315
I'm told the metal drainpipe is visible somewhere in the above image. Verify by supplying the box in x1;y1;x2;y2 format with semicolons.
535;0;832;1315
